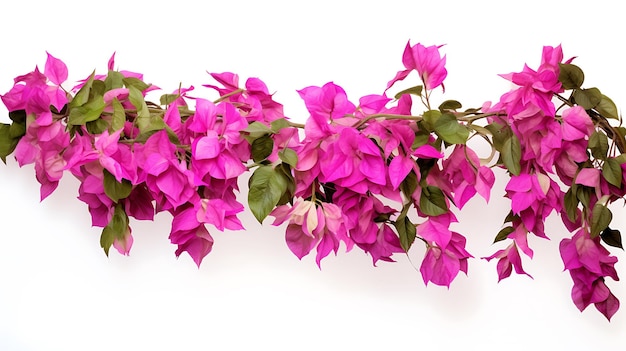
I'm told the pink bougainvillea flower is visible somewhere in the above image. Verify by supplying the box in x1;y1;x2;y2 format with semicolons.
483;242;532;282
420;232;472;287
44;52;68;86
317;127;386;194
76;164;115;227
505;173;548;215
271;199;352;267
169;206;214;267
560;229;620;320
387;41;447;91
561;105;593;141
136;130;197;211
443;145;494;209
196;197;244;232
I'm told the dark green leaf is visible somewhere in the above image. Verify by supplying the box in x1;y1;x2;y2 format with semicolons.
103;169;133;203
504;210;519;224
251;134;274;162
394;85;423;100
276;163;295;206
602;158;622;187
394;215;416;252
576;186;591;210
400;171;418;198
601;227;623;250
8;121;25;139
419;186;448;216
501;134;522;176
248;165;288;223
8;110;26;124
596;94;619;120
0;123;20;163
573;88;602;110
589;130;609;160
558;63;584;89
591;203;612;238
563;187;579;222
86;118;109;134
494;226;514;243
438;100;462;111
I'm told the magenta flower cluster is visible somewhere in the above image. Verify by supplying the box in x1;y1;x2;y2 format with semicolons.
1;41;623;320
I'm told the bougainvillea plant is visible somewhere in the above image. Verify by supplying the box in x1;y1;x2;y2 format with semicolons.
1;42;624;320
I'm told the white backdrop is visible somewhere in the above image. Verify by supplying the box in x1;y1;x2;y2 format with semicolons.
1;1;625;350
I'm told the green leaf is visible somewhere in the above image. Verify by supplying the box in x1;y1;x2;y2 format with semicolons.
419;186;448;216
86;118;109;134
394;85;423;100
438;100;462;111
596;94;619;120
248;165;288;223
394;213;416;252
270;118;290;132
591;203;612;238
434;113;469;145
70;72;95;108
400;171;418;198
0;123;20;163
573;88;602;110
411;130;430;149
558;63;584;89
501;134;522;176
100;204;129;256
123;77;150;92
105;70;124;90
251;134;274;162
494;226;514;243
129;86;166;135
278;147;298;167
8;121;25;139
276;163;295;206
159;93;180;106
422;110;441;132
111;98;126;132
563;187;579;222
602;158;622;187
245;121;273;135
486;122;511;153
8;110;26;124
68;95;106;125
601;227;623;250
589;130;609;160
576;185;591;210
103;169;133;203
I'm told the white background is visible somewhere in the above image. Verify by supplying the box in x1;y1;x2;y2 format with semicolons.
1;1;625;350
